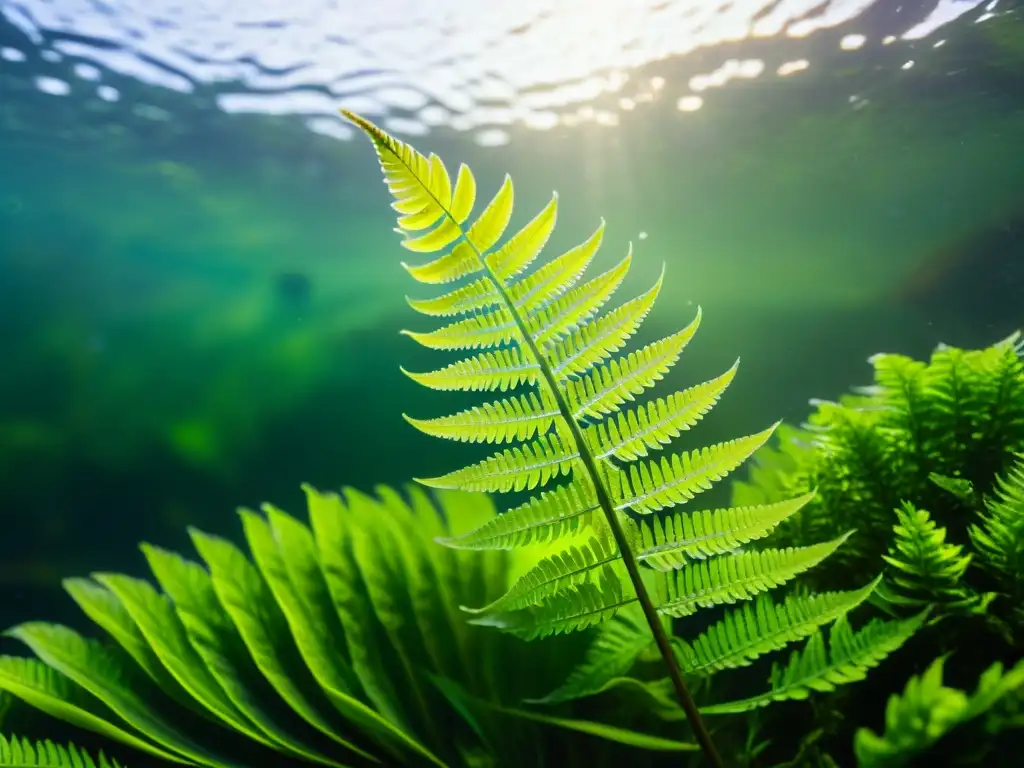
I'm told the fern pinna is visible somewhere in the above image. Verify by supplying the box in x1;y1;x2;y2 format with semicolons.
343;110;876;765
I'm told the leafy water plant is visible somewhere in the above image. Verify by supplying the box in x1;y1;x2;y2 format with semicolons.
340;110;886;766
732;333;1024;628
0;485;692;768
854;654;1024;766
0;734;124;767
727;333;1024;763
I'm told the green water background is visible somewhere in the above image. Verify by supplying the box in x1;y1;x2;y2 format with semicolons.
0;6;1022;631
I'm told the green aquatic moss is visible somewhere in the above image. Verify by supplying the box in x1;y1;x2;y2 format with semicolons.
733;333;1024;605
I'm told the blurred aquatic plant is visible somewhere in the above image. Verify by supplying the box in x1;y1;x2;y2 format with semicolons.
0;734;124;767
970;454;1024;612
854;654;1024;766
0;485;694;767
340;109;900;767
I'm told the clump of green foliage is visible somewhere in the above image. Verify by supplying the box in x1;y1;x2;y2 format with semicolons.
0;484;702;768
0;734;124;767
734;334;1024;621
855;654;1024;767
729;333;1024;764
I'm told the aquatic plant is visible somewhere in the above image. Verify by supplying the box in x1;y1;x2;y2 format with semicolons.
0;484;697;767
854;654;1024;766
340;110;891;766
733;333;1024;628
727;333;1024;763
0;734;123;767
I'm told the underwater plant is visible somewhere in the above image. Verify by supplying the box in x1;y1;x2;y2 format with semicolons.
732;333;1024;626
854;654;1024;766
725;333;1024;763
0;484;699;767
339;110;898;766
0;734;124;767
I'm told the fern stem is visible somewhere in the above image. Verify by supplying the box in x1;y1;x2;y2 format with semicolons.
474;260;724;767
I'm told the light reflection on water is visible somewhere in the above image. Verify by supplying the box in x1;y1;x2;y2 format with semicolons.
0;0;998;146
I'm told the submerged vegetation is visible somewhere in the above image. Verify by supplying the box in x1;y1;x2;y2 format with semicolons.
0;114;1021;767
0;485;699;767
727;332;1024;763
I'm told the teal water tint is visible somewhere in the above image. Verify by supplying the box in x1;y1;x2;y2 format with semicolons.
0;1;1022;642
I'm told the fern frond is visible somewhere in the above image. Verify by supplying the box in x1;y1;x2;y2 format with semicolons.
405;276;498;317
528;249;632;347
548;270;665;380
674;576;882;675
701;611;927;714
402;348;538;393
435;478;600;550
417;430;578;493
526;606;652;705
654;533;854;618
404;389;558;444
345;109;854;765
485;191;558;280
471;566;631;640
585;362;738;462
566;312;702;420
0;735;124;768
854;655;1024;767
878;501;989;613
402;306;517;351
610;424;780;514
635;492;817;570
507;220;605;313
970;454;1024;597
465;534;621;615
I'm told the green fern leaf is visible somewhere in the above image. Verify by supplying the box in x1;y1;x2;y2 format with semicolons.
701;610;927;714
585;362;738;462
464;534;621;615
608;425;780;515
654;532;855;617
970;453;1024;597
674;576;882;675
418;429;578;493
471;566;632;640
878;501;990;614
547;272;665;380
0;735;125;768
854;654;1024;766
566;311;702;420
525;606;652;705
402;347;538;393
528;249;633;347
507;219;605;312
635;492;817;570
435;478;600;550
404;389;559;445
